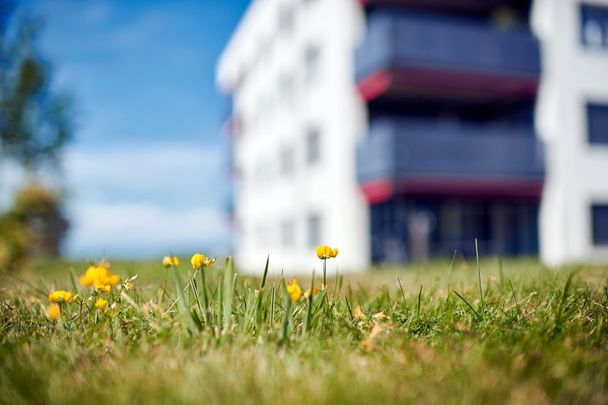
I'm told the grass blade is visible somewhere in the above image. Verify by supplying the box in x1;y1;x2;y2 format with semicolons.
260;255;270;290
475;238;484;315
416;285;422;322
453;291;483;321
397;277;406;307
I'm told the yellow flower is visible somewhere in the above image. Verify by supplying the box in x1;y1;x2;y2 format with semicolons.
191;253;204;270
97;284;111;293
316;245;332;259
109;274;121;286
47;303;61;321
80;264;120;292
80;275;92;287
286;279;302;302
191;253;215;270
95;297;108;310
48;290;75;303
316;245;338;260
162;256;180;268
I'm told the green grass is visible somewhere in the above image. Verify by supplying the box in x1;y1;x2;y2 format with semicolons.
1;256;608;404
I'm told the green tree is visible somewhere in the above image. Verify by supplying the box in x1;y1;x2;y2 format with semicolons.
0;10;73;268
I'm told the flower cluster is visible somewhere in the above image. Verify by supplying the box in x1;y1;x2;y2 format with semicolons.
286;279;302;302
190;253;216;270
48;290;76;303
47;290;77;321
80;263;121;292
316;245;339;260
162;256;180;268
44;260;133;323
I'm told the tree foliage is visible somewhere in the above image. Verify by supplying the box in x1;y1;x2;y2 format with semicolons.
0;15;73;172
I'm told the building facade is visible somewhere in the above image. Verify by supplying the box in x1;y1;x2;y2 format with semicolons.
218;0;608;272
217;0;369;273
533;0;608;265
356;1;543;263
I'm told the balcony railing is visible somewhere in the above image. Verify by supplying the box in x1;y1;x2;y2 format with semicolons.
357;118;544;200
356;11;540;100
359;0;531;16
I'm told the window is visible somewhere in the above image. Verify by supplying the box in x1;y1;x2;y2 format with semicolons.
307;213;321;247
587;102;608;144
279;144;295;176
281;219;295;247
591;204;608;245
581;4;608;48
306;127;321;164
304;44;320;81
278;4;294;35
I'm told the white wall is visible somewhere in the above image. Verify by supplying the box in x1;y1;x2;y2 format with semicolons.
534;0;608;265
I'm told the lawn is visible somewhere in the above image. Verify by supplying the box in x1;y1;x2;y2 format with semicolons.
0;254;607;404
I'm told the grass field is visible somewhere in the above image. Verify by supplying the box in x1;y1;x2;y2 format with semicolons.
1;254;607;404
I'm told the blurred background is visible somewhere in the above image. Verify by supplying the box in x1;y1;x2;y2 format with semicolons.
0;0;249;271
1;0;608;273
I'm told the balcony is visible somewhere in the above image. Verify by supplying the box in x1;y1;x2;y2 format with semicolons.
357;118;544;202
356;11;540;102
358;0;532;16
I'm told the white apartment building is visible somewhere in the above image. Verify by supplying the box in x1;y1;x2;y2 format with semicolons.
217;0;369;273
534;0;608;265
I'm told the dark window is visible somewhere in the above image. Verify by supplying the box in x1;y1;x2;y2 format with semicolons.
306;127;320;164
581;4;608;48
304;44;320;81
592;204;608;245
307;213;321;247
587;103;608;144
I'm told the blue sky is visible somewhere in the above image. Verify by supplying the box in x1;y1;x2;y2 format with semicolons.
12;0;249;258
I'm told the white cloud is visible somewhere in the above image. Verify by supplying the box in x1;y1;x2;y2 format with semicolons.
1;142;232;258
61;142;232;258
64;143;229;207
66;201;231;259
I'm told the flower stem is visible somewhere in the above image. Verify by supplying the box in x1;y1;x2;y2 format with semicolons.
161;270;168;304
323;259;327;289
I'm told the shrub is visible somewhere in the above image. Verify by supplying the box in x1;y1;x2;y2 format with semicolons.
0;183;68;272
